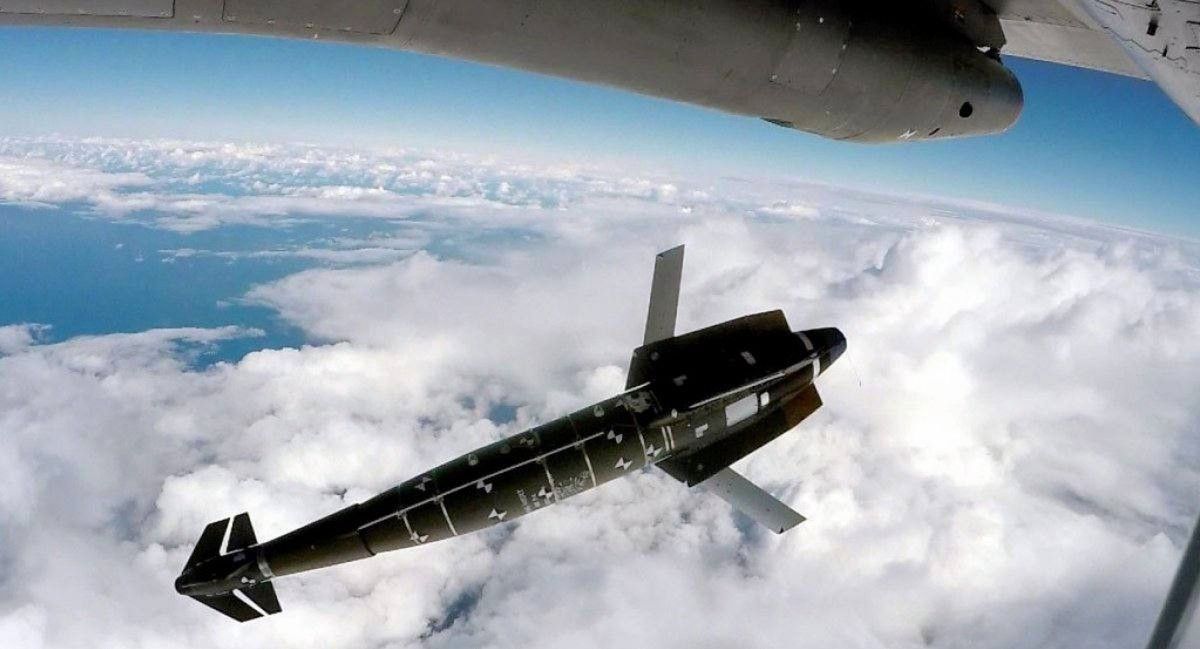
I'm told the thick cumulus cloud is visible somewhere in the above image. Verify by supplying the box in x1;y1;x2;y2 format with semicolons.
1;139;1199;648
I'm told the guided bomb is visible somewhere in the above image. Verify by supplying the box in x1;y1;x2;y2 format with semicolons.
175;246;845;621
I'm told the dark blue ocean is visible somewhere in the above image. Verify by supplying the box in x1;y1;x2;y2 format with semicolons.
0;205;324;364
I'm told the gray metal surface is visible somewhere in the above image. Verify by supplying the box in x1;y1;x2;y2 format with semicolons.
0;0;173;18
641;245;684;346
999;17;1148;78
988;0;1097;28
1070;0;1200;125
1;0;1196;131
928;0;1008;50
987;0;1200;119
0;0;1024;142
222;0;407;35
1146;510;1200;649
700;467;806;534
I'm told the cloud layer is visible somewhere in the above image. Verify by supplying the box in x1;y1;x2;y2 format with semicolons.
1;138;1199;648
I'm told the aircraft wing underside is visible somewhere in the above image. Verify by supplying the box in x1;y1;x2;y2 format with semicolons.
987;0;1148;78
987;0;1200;123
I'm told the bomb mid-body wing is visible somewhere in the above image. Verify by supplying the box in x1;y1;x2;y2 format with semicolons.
657;388;820;535
628;246;840;534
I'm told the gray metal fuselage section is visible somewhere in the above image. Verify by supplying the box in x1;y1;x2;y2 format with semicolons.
0;0;1022;142
174;313;845;604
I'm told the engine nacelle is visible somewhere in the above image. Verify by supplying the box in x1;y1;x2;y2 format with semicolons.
397;0;1022;143
760;2;1023;142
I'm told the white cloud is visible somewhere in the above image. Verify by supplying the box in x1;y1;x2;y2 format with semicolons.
9;135;1194;252
159;232;429;266
0;324;49;356
1;138;1199;648
0;137;699;232
0;156;150;209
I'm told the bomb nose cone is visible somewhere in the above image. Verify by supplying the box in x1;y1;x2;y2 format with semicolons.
822;328;847;368
797;328;847;372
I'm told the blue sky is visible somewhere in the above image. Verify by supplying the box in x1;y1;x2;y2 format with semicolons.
0;26;1197;236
